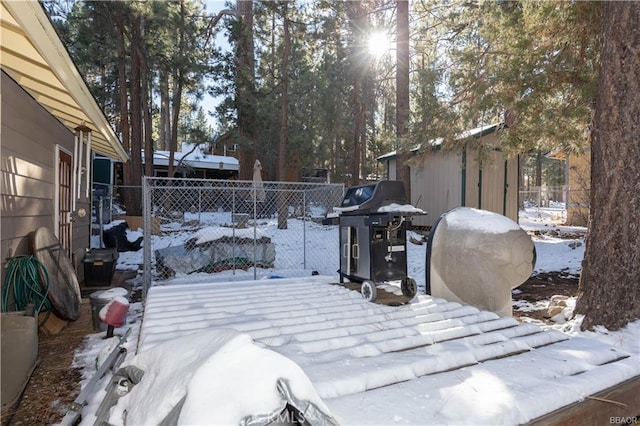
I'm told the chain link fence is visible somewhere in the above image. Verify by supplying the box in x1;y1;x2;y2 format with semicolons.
519;186;567;208
91;183;141;248
519;186;590;226
142;177;345;295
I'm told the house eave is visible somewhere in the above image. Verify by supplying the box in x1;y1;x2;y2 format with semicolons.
1;0;129;163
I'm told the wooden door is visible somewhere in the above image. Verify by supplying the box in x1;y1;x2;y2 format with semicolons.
58;150;72;256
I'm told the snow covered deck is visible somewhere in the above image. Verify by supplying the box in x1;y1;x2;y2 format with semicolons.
137;276;639;424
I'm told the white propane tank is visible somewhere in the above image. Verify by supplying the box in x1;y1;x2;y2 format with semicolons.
427;207;536;317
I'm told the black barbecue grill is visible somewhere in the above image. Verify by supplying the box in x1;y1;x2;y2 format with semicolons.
329;181;427;304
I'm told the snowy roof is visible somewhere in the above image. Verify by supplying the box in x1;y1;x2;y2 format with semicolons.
457;122;503;139
377;122;503;162
376;150;398;161
149;143;239;171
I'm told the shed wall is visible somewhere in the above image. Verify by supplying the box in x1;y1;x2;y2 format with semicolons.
480;154;505;212
566;150;590;226
464;148;519;223
410;150;462;227
408;131;519;228
387;159;397;181
505;154;519;221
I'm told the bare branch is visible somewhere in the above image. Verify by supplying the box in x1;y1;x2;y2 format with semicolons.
204;9;237;48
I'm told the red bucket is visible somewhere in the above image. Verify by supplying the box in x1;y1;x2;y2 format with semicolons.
98;296;129;328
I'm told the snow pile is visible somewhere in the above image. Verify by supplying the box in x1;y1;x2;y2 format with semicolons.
447;207;522;234
131;277;639;425
333;203;425;215
108;328;334;425
325;325;640;425
191;226;267;244
377;203;426;214
125;228;143;243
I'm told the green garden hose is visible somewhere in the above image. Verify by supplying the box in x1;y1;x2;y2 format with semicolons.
2;255;51;325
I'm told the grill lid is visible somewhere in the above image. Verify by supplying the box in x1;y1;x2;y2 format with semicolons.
335;181;407;214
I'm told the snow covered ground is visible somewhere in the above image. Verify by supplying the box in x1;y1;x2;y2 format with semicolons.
72;206;639;425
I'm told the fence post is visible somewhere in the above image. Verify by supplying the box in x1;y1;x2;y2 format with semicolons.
303;190;307;269
537;187;542;218
142;177;151;300
253;186;257;281
232;185;236;276
108;190;113;223
98;196;104;249
198;187;202;224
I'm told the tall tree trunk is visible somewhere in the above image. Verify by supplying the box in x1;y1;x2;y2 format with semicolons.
160;74;170;151
575;1;640;331
352;76;363;184
140;16;154;178
363;73;375;180
168;76;183;178
116;54;129;155
361;85;368;181
128;15;143;215
114;10;134;214
535;151;543;187
236;0;257;180
396;0;411;197
277;5;291;230
142;77;153;178
518;155;526;210
168;1;186;178
347;1;367;185
333;134;339;181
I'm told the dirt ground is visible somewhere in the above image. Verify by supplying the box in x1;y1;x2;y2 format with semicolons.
511;272;580;322
2;270;579;426
3;305;90;425
513;272;579;303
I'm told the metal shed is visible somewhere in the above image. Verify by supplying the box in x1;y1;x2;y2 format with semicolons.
378;123;520;228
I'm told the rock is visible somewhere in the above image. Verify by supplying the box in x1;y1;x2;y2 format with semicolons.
549;295;569;307
568;241;583;249
545;305;564;319
550;306;574;324
545;295;572;319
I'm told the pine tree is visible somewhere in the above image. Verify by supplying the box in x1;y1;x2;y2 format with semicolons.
575;1;640;331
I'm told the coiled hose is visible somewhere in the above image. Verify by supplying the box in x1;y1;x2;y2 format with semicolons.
2;255;51;326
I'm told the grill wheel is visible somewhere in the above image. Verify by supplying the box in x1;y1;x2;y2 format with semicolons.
361;280;378;302
402;277;418;298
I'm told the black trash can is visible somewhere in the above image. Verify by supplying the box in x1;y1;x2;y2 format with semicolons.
84;249;119;287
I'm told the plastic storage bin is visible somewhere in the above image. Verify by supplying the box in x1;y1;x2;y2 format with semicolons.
1;311;38;411
83;249;118;287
